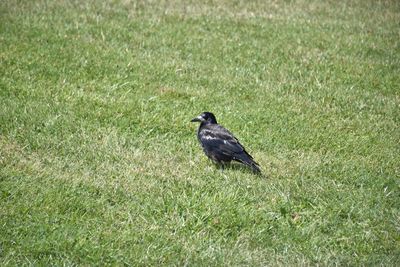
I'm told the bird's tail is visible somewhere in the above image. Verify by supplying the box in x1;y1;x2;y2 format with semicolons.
234;153;261;173
247;160;261;173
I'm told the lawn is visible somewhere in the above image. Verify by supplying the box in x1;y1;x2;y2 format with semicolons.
1;0;399;265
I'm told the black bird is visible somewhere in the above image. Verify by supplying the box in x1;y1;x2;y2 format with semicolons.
191;112;261;173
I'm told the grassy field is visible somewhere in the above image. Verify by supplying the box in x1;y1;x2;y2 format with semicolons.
1;0;399;265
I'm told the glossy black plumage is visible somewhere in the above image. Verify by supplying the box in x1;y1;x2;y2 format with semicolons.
191;112;261;173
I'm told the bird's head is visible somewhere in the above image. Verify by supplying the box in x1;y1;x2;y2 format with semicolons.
191;112;217;124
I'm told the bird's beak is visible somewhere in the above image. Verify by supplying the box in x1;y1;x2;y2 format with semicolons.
190;116;202;122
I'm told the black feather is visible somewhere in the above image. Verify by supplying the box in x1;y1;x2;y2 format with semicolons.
191;112;261;173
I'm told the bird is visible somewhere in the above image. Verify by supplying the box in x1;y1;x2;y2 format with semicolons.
190;112;261;173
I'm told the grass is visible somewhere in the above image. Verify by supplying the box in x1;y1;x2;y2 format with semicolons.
1;0;399;265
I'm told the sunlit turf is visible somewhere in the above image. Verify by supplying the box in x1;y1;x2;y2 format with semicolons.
1;0;399;265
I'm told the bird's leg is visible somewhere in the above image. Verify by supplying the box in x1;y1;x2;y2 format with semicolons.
220;163;225;171
212;160;224;171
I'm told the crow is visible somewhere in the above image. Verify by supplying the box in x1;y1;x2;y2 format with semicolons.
191;112;261;173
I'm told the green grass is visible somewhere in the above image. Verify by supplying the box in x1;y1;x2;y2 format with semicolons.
1;0;399;265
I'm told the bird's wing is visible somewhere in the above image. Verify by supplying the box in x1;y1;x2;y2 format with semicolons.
199;125;247;156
